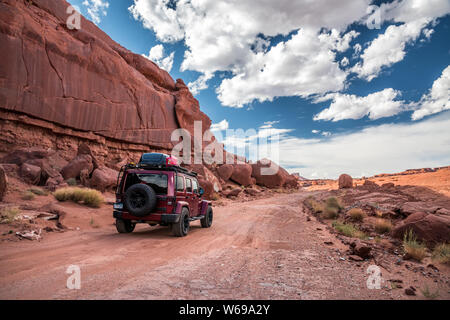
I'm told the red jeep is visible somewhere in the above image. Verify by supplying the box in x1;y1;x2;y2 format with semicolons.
113;153;213;237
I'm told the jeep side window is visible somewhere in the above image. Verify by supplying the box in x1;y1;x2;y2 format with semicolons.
192;179;199;193
176;175;185;192
186;178;192;193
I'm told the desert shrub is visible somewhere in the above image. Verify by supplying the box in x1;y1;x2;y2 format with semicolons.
304;196;324;214
323;206;339;219
348;208;365;222
332;221;366;239
28;187;49;196
66;178;77;186
420;286;440;299
326;197;342;211
432;243;450;264
0;207;20;224
90;217;100;228
53;187;103;208
374;219;393;234
403;229;427;262
21;191;36;201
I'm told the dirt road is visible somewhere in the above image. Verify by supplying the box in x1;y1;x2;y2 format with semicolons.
0;192;444;300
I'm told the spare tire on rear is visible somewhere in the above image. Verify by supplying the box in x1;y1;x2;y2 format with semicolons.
124;184;157;217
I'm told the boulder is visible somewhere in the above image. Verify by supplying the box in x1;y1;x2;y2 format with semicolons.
230;163;253;186
61;155;94;180
90;167;119;192
0;165;7;201
392;212;450;247
363;180;378;188
350;240;372;259
338;174;353;189
45;174;65;192
251;159;282;188
226;188;242;198
20;163;42;185
217;164;234;181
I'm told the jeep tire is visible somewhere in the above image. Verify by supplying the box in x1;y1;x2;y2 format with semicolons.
201;206;213;228
124;184;157;217
116;219;135;233
172;207;190;237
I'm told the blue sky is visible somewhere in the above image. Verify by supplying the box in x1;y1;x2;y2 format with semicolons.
70;0;450;178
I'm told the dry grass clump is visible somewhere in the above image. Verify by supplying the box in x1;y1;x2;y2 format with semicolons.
0;207;20;224
210;192;221;201
28;187;49;196
332;221;366;239
348;208;365;222
21;191;36;201
432;243;450;265
374;218;393;234
53;187;104;208
322;197;343;219
403;229;427;262
304;196;324;214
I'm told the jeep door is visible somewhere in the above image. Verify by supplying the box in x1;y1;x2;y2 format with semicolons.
185;177;199;216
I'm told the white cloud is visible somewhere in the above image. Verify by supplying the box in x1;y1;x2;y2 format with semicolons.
353;0;450;81
312;130;320;134
341;57;349;67
210;119;229;132
411;65;450;120
314;88;405;121
129;0;369;105
216;29;358;107
143;44;174;72
82;0;109;25
188;72;213;95
352;19;430;81
271;112;450;179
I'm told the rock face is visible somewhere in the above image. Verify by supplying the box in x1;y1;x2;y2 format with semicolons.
338;174;353;189
392;212;450;247
0;0;211;160
20;163;42;185
0;165;7;201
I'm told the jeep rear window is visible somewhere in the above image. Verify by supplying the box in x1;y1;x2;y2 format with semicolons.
136;174;168;194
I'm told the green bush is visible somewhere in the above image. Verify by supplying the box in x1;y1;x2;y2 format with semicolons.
66;178;77;186
53;187;104;208
28;187;49;196
332;221;366;239
304;196;324;214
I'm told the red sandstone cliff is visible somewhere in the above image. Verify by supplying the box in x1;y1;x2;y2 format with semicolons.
0;0;210;157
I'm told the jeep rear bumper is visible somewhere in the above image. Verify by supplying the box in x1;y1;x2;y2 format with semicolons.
114;211;180;224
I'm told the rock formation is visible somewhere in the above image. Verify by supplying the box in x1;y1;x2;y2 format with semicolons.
338;174;353;189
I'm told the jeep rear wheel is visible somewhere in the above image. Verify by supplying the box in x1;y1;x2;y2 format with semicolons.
201;206;213;228
116;219;135;233
172;208;190;237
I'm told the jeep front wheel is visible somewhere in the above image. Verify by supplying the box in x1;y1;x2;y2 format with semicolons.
172;208;190;237
116;219;135;233
201;206;213;228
